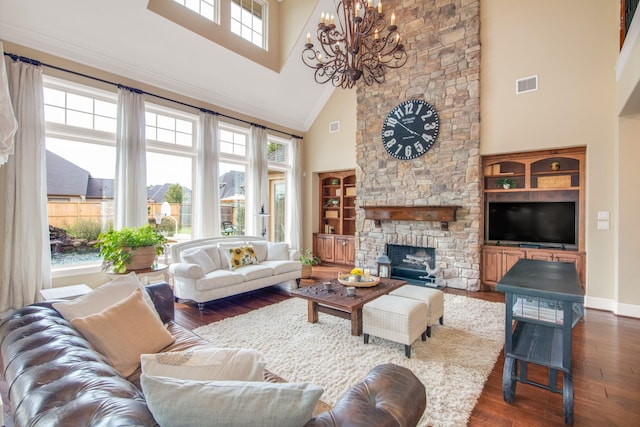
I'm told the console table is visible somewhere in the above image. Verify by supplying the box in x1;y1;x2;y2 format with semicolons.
497;259;584;425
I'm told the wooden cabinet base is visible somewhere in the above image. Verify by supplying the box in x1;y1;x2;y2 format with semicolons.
481;246;585;288
313;233;355;265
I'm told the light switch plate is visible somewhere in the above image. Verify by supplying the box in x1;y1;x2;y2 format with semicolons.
597;220;609;230
597;211;609;220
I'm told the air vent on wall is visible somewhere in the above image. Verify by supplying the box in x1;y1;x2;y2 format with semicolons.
516;75;538;94
329;121;340;133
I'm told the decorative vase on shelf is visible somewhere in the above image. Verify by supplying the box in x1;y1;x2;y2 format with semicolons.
550;161;560;171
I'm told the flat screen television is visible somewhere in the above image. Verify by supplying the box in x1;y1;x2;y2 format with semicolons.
486;201;577;248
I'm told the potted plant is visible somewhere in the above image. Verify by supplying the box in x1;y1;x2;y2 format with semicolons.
497;178;516;189
299;249;321;279
95;225;167;273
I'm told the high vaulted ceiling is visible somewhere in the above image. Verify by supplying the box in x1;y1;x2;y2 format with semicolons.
0;0;336;132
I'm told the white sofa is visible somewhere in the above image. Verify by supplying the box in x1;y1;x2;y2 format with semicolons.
169;236;302;311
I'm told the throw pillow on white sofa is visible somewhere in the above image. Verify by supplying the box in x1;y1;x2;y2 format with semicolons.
181;248;217;274
267;242;289;260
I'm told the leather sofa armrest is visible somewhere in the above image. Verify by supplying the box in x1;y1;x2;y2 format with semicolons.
304;363;426;427
169;263;204;279
145;282;175;324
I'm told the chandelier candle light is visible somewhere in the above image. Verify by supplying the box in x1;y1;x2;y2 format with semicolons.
302;0;407;89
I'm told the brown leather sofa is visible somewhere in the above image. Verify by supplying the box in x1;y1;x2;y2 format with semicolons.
0;282;426;427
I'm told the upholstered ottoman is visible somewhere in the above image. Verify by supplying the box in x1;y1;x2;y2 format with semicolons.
363;295;428;358
390;285;444;337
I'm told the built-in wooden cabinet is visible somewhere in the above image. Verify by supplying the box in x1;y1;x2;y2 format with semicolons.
481;246;586;287
481;147;586;288
313;170;356;265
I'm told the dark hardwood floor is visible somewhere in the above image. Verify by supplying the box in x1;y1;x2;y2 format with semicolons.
174;265;640;426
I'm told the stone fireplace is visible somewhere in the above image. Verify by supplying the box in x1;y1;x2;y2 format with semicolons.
354;0;481;291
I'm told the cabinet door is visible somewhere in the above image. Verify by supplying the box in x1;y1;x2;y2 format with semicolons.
502;249;526;275
481;247;502;286
335;236;355;265
554;252;585;286
313;234;334;263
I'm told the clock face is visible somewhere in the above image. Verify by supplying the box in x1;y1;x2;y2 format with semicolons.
381;100;439;160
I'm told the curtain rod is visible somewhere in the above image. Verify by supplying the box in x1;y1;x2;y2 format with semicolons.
3;52;303;140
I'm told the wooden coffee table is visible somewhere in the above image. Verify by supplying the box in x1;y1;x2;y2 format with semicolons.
290;278;406;336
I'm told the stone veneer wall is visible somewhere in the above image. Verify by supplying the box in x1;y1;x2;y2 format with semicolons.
355;0;481;290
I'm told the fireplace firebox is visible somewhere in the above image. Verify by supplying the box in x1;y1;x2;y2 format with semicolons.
385;244;443;288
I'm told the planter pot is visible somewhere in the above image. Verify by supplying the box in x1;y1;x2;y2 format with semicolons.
125;246;157;271
301;264;312;279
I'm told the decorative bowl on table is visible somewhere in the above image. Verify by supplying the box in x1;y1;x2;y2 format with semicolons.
337;273;380;288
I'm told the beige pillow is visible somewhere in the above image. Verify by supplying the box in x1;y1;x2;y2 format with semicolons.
53;272;158;321
71;288;175;377
141;344;265;382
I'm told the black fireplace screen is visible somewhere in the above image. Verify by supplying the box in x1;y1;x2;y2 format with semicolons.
385;244;437;286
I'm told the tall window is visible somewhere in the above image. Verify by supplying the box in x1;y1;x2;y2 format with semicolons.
44;77;118;268
230;0;265;48
145;103;197;239
44;77;197;270
267;136;291;242
218;124;249;235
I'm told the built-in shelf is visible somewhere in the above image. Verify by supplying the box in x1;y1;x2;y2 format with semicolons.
362;205;459;230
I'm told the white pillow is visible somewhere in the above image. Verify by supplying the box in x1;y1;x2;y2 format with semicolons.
181;248;217;274
217;242;244;269
202;245;222;268
248;241;268;262
52;272;158;321
141;374;323;427
267;242;289;261
141;345;265;382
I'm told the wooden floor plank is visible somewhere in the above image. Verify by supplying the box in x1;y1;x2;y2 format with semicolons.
173;265;640;426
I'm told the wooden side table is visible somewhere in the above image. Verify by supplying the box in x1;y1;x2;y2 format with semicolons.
40;284;92;300
106;264;169;285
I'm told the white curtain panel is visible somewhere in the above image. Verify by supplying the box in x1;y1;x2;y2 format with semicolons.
193;111;220;238
286;137;302;250
246;125;267;237
114;87;147;229
0;43;18;167
0;58;51;313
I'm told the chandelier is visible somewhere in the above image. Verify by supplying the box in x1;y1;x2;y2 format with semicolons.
302;0;408;89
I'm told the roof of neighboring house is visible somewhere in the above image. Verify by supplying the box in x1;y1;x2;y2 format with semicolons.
147;184;170;203
219;170;245;199
86;177;114;199
46;150;90;197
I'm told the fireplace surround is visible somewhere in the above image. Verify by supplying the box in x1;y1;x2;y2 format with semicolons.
354;0;481;291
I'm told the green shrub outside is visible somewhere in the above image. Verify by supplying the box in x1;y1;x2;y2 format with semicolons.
67;220;102;241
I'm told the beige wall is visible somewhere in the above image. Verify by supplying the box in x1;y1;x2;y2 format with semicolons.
618;115;640;308
480;0;622;306
301;88;357;251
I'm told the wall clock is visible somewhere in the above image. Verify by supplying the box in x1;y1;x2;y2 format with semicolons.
381;99;439;160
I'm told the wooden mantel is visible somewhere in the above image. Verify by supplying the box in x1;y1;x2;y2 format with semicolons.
362;205;460;230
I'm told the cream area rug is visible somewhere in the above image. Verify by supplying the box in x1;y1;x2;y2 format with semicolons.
193;293;505;427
